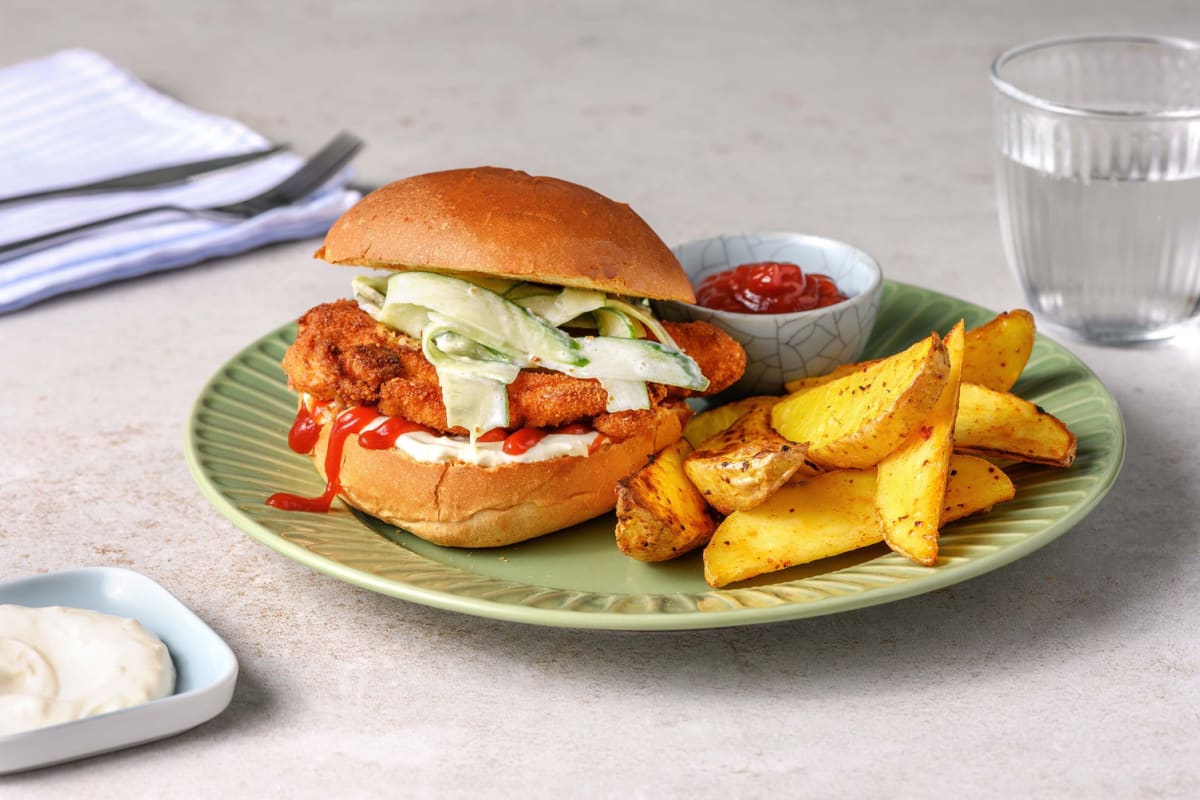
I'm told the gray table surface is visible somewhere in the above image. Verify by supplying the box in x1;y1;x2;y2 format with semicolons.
3;1;1198;797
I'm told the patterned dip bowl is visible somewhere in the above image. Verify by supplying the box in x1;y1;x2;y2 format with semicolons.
656;232;883;398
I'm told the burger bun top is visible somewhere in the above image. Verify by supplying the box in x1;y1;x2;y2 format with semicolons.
315;166;695;303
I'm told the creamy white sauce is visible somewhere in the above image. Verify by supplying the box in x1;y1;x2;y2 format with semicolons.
0;605;175;736
392;429;598;466
306;395;601;467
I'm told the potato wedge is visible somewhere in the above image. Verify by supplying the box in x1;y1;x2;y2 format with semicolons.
704;469;877;587
782;361;877;394
785;309;1035;397
962;310;1035;392
875;320;966;566
955;383;1076;467
702;455;1015;587
684;404;814;514
770;333;951;469
683;396;777;449
941;454;1017;523
615;440;719;562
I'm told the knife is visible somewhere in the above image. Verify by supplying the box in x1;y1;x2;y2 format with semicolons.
0;145;287;208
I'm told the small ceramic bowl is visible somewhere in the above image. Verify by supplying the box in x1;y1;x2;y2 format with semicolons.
656;232;883;397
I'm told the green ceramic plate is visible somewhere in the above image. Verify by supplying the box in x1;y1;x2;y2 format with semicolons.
185;281;1124;630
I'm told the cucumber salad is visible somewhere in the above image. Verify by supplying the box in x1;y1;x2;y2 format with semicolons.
353;272;708;439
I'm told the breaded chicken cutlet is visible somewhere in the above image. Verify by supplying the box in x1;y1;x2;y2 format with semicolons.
282;299;745;440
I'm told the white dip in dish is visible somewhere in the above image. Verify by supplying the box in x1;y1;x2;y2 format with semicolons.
0;605;176;735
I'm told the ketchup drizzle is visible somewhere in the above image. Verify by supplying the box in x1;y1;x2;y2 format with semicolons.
476;427;509;443
287;402;323;454
269;406;604;514
358;416;433;450
267;406;380;512
502;426;548;456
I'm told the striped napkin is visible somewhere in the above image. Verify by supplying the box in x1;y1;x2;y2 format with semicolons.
0;49;360;314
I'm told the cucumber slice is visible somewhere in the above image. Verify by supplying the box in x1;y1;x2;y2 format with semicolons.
353;275;428;337
425;329;520;384
352;274;387;311
504;282;556;301
377;303;429;339
438;370;510;436
421;322;513;434
512;286;608;327
592;306;650;410
598;378;651;412
460;275;519;294
605;298;678;349
593;306;644;339
385;272;584;367
558;337;708;391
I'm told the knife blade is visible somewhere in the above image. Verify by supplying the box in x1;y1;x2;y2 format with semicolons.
0;145;287;208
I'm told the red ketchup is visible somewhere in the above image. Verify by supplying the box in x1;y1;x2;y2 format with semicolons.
358;416;433;450
476;428;510;443
287;402;324;454
267;406;380;512
502;426;548;456
482;422;597;455
695;261;847;314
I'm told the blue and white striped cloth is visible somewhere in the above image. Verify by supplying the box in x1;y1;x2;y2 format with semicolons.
0;49;360;314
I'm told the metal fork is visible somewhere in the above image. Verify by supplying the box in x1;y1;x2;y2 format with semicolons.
0;132;364;260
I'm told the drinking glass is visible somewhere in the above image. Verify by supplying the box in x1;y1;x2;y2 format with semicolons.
991;34;1200;344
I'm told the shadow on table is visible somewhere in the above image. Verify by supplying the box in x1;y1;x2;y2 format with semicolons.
1;643;275;781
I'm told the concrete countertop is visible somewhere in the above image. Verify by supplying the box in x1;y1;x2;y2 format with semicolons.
2;1;1197;797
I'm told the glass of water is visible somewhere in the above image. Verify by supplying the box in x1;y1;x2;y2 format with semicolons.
991;34;1200;344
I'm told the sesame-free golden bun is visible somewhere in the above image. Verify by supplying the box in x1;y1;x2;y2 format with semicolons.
315;166;696;303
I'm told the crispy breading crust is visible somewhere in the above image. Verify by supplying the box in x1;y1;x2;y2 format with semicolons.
281;300;744;438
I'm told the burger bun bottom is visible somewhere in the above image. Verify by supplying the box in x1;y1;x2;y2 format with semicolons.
309;403;688;548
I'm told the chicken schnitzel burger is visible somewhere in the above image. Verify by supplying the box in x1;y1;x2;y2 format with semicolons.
269;167;745;547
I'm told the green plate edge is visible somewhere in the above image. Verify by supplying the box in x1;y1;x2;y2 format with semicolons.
184;281;1125;630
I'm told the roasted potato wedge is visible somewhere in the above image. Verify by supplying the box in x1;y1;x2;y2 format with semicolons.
782;361;876;394
962;310;1035;392
705;468;877;588
683;395;777;449
876;321;966;566
941;453;1017;522
615;440;719;562
770;333;950;469
684;404;815;514
784;309;1036;396
955;383;1076;467
702;455;1015;587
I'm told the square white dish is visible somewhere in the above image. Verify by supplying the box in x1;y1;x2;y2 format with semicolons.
0;567;238;774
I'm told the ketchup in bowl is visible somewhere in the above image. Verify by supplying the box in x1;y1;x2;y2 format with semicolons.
695;261;847;314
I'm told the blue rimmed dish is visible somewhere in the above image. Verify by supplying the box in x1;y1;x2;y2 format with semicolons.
0;567;237;774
